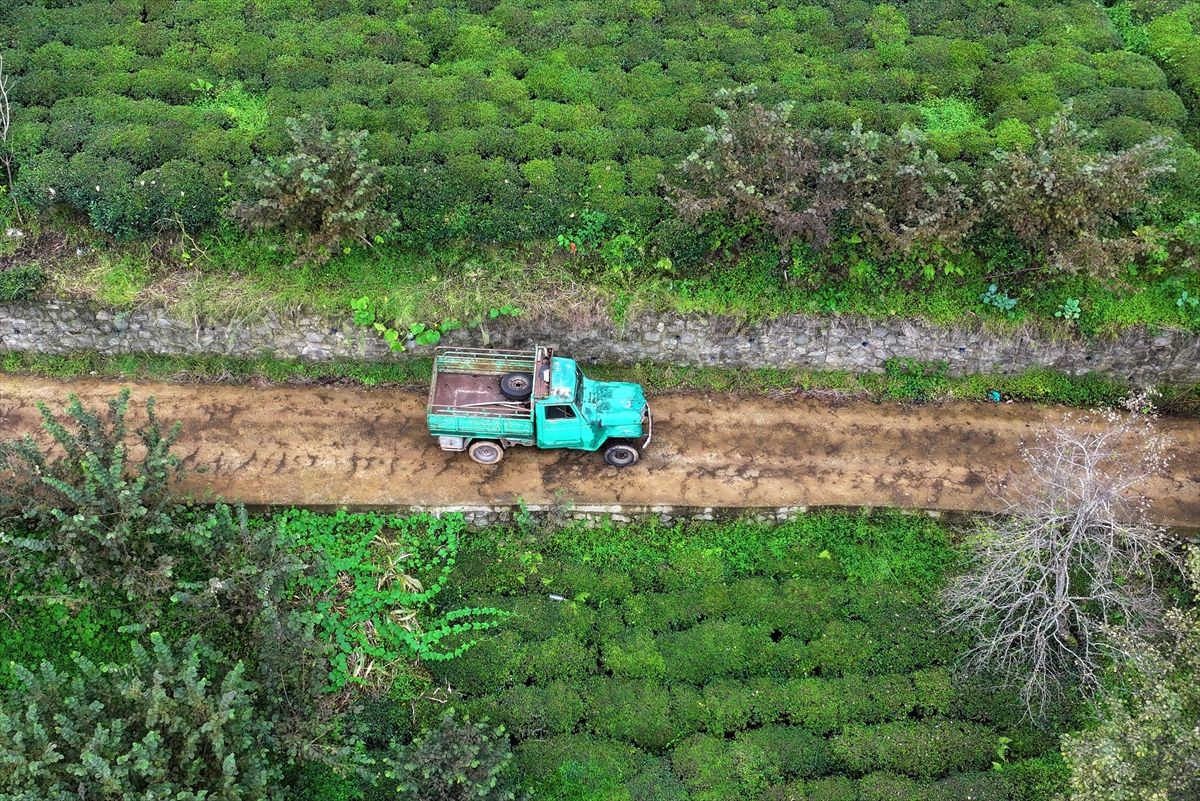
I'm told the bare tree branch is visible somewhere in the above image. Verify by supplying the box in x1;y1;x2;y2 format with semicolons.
941;390;1180;716
0;53;21;223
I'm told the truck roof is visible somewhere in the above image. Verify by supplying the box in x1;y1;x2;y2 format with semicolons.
548;357;579;403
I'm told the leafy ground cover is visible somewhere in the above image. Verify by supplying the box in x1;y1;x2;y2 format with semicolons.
5;349;1198;415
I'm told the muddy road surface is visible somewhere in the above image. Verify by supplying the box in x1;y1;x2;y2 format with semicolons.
1;376;1197;527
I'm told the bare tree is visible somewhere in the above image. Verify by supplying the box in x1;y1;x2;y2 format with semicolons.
0;53;19;222
942;391;1179;715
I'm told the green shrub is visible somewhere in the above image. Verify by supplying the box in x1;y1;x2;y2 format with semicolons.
670;734;743;798
857;770;1012;801
0;635;279;800
287;760;361;801
518;735;643;796
776;578;847;640
808;620;879;676
657;543;728;592
797;776;858;801
583;679;680;752
694;581;735;619
621;591;704;633
601;630;666;680
737;725;834;780
430;629;528;696
552;561;635;605
0;264;47;302
660;620;774;684
777;512;954;591
841;674;919;724
725;576;792;630
483;682;585;739
505;595;596;643
772;636;818;678
0;389;187;601
1002;755;1069;801
526;634;597;685
780;678;845;734
911;668;956;718
374;711;519;801
692;679;760;736
831;720;999;779
230;115;395;264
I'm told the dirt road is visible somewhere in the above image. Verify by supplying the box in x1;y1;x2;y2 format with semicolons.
1;376;1196;527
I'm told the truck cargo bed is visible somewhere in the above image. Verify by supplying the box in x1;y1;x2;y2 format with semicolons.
427;348;549;444
430;372;526;415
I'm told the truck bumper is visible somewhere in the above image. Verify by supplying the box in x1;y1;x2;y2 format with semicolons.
642;405;653;450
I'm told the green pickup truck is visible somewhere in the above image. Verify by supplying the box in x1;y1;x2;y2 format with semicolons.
427;346;651;466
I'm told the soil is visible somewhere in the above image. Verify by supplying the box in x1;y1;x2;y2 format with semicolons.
1;376;1197;527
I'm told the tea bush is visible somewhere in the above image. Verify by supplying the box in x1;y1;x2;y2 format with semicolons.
583;678;680;752
831;720;998;779
660;620;776;685
483;682;585;740
600;630;666;680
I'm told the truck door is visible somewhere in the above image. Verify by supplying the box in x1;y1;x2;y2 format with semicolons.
535;402;586;449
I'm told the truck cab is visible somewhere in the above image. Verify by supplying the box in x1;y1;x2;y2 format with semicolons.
427;346;651;466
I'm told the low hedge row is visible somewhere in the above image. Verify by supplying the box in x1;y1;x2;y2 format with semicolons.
436;580;956;695
517;730;1026;801
452;670;960;748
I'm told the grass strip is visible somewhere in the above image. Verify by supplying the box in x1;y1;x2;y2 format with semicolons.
4;349;1196;415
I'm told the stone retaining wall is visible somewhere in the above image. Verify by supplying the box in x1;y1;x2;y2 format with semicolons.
251;502;954;529
2;300;1197;382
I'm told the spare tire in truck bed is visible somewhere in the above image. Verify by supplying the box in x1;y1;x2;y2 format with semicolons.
499;371;533;400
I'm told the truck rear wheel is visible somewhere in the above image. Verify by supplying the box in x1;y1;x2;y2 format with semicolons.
468;440;504;465
499;371;534;400
603;442;640;468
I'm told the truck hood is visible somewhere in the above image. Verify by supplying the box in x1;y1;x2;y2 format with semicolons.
582;378;648;427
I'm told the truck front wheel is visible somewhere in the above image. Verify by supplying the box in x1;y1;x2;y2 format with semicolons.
468;440;504;465
603;442;640;468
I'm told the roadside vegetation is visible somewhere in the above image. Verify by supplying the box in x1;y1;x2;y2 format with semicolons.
1;1;1199;335
1;391;1196;800
4;349;1198;415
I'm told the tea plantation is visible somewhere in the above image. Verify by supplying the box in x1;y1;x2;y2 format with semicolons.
419;514;1073;801
3;0;1200;335
5;0;1199;244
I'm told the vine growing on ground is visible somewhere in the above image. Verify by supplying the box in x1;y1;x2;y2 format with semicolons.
276;509;510;693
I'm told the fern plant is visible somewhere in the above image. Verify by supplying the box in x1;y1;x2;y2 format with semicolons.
0;634;280;800
0;389;202;601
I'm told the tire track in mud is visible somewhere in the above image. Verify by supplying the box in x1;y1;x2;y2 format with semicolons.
0;376;1196;527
